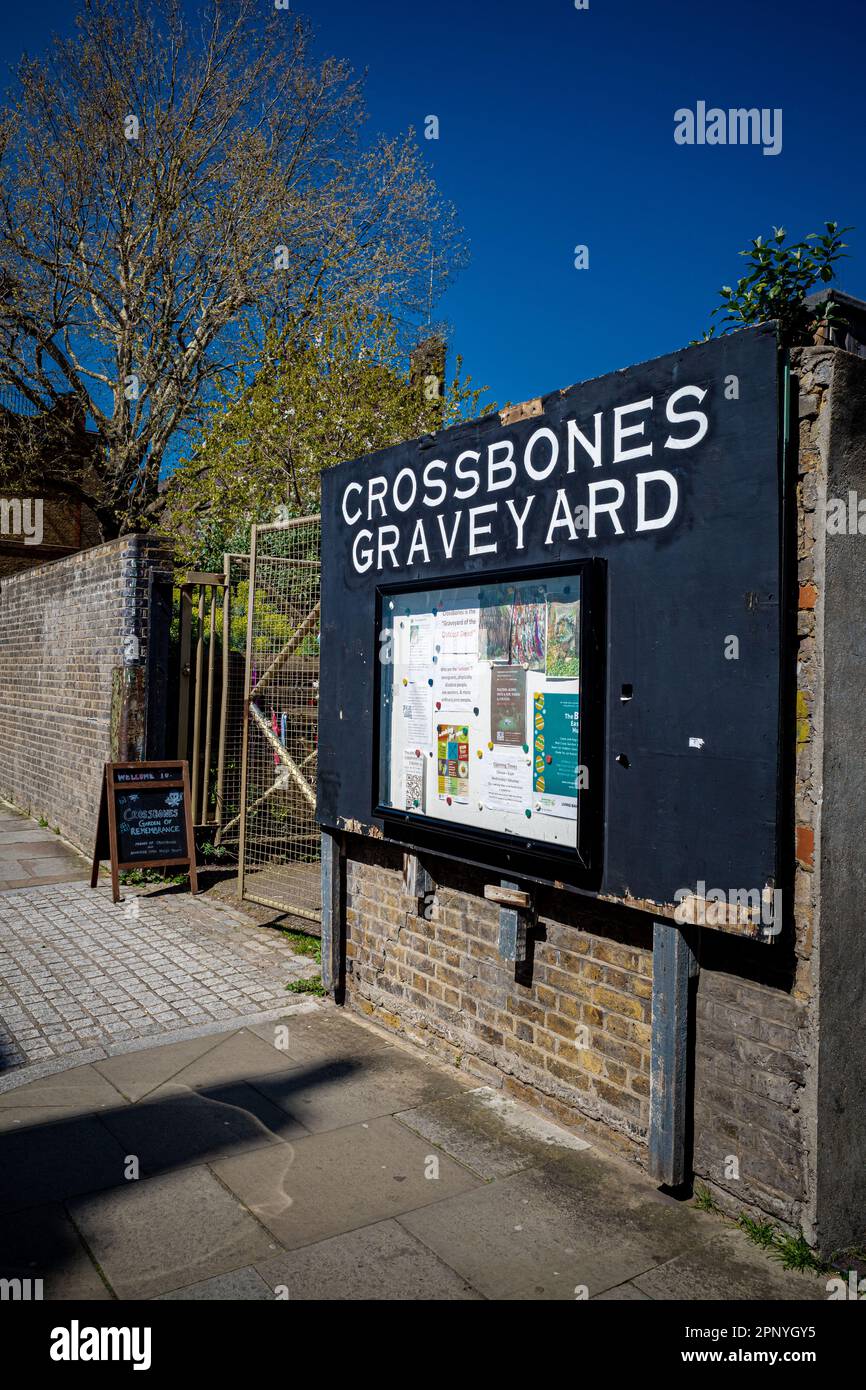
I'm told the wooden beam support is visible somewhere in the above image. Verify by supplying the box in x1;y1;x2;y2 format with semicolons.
484;883;531;909
320;829;344;997
247;701;316;808
649;920;699;1187
181;572;225;588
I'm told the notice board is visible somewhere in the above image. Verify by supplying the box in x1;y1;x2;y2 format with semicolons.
90;761;198;903
317;324;790;936
374;564;605;871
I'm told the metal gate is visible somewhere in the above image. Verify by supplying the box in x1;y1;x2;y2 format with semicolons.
237;518;321;924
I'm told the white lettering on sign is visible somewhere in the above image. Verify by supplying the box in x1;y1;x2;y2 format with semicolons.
340;384;710;572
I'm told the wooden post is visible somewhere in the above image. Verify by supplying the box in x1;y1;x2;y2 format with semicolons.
649;920;699;1186
177;586;193;759
320;829;343;996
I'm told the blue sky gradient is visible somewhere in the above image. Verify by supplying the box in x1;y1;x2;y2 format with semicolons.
3;0;863;411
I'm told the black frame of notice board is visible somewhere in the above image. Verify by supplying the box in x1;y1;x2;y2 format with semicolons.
372;557;606;886
90;760;198;904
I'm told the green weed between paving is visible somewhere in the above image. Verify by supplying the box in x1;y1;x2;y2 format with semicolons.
692;1184;828;1274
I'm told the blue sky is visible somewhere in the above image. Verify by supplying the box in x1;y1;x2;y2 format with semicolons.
3;0;864;411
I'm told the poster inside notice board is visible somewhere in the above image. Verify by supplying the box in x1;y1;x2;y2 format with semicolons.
378;576;583;848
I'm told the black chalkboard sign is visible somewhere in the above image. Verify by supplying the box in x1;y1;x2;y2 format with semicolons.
90;761;198;903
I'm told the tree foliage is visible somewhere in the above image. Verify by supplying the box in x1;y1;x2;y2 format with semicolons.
162;306;494;570
0;0;467;536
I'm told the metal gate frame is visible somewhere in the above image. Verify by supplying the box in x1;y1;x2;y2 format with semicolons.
177;570;226;827
237;517;321;922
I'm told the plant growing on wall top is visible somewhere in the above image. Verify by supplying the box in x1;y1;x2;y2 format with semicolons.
702;222;852;347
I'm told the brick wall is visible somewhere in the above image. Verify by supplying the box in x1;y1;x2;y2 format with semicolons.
694;966;807;1225
0;534;173;851
342;840;812;1220
346;845;655;1155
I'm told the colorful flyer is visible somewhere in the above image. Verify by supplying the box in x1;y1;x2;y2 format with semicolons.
490;665;526;746
479;600;512;662
436;724;470;802
510;599;546;669
533;691;579;818
546;598;580;679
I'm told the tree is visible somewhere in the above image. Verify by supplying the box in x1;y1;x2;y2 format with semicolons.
702;222;852;346
162;305;494;570
0;0;467;537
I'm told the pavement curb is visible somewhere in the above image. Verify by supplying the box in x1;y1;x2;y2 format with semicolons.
0;1000;322;1096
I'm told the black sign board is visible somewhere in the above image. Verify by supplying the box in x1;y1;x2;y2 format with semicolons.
90;761;198;903
317;324;790;938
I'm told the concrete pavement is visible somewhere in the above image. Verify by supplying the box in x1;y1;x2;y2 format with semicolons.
0;802;831;1302
0;1002;829;1301
0;804;88;891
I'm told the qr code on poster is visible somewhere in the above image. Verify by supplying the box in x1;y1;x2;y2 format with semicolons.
405;770;423;810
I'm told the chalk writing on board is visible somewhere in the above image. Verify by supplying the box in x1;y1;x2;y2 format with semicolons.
115;788;188;861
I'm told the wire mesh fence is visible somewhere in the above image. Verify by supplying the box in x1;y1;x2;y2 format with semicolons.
239;518;321;924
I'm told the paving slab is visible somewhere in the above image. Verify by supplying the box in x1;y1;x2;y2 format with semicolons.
18;857;89;878
97;1080;309;1176
92;1033;238;1103
68;1166;280;1300
0;1113;128;1214
0;841;87;860
156;1266;275;1301
249;1009;394;1063
0;873;91;890
0;829;80;846
166;1028;307;1090
0;1064;128;1127
0;810;88;892
0;1202;112;1300
250;1045;468;1133
255;1218;483;1300
396;1085;591;1180
398;1159;708;1300
630;1226;827;1301
592;1281;654;1300
212;1114;482;1249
